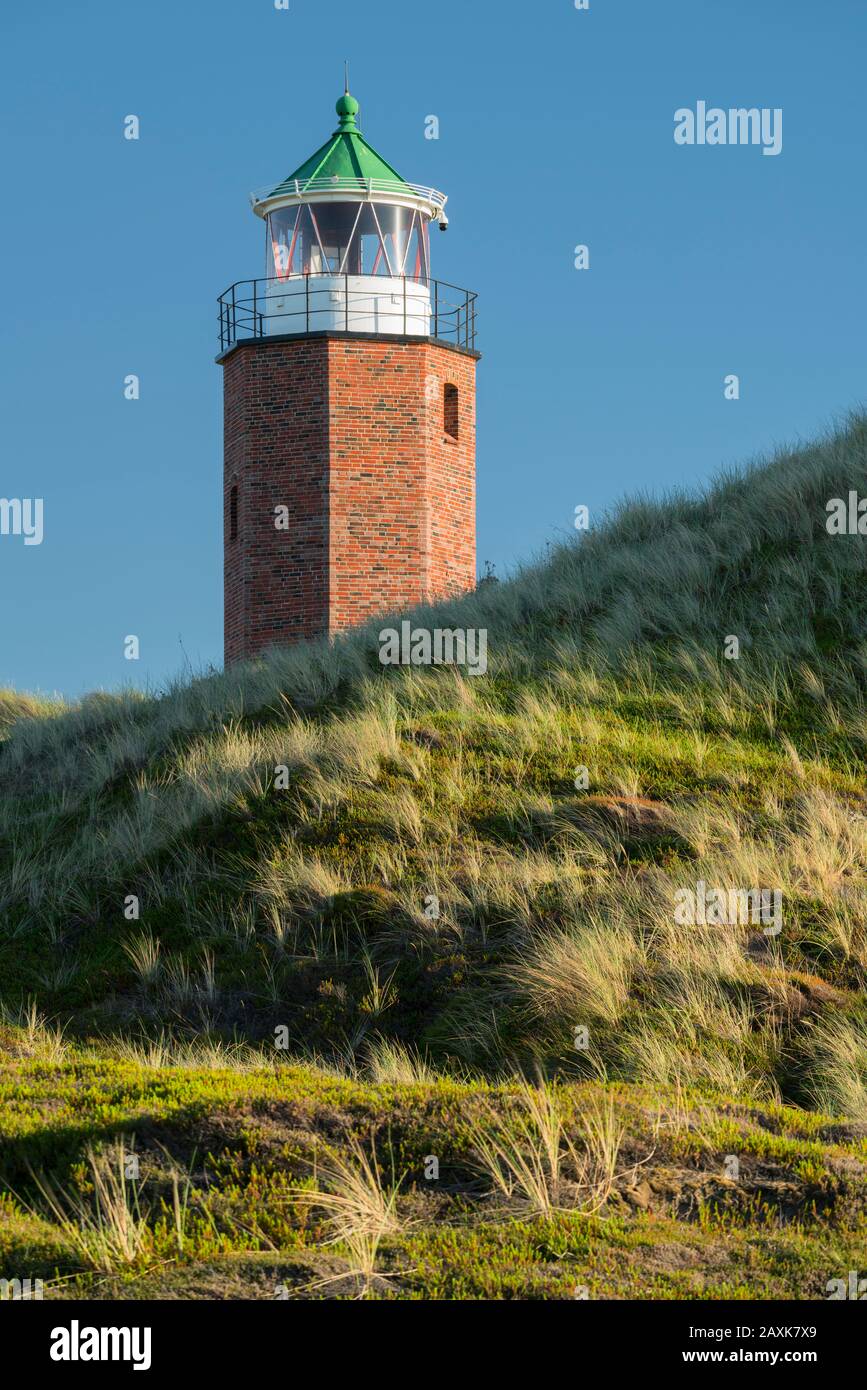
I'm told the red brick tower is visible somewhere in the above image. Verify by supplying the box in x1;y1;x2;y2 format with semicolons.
218;89;479;665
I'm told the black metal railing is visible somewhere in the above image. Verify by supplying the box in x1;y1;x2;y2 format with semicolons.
217;273;478;353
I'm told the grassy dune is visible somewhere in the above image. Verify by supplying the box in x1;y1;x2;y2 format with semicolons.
1;415;866;1298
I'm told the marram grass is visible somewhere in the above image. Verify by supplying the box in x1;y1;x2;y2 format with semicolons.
2;415;867;1297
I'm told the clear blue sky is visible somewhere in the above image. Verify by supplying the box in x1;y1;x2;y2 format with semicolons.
2;0;865;699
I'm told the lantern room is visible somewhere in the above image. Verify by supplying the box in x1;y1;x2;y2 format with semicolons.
264;200;430;283
249;89;448;337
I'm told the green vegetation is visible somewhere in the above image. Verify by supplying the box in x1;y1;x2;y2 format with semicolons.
0;1032;864;1299
2;414;866;1297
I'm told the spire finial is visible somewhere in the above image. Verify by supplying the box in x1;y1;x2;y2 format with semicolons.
344;60;349;94
335;75;360;131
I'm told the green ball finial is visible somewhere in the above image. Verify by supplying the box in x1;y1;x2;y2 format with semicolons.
336;91;360;129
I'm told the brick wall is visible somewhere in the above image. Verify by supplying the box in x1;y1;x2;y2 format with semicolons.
222;338;330;664
221;333;477;664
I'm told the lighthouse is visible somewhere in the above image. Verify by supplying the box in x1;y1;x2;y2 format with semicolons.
217;87;479;665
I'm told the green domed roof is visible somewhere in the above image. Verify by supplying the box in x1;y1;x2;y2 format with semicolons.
264;91;415;201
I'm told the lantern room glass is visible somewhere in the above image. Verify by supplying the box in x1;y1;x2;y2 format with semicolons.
267;203;430;282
